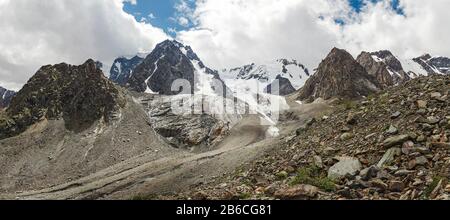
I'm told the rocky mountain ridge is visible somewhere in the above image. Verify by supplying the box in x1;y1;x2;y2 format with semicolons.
413;54;450;75
296;48;381;102
357;50;411;88
0;59;126;139
109;55;145;86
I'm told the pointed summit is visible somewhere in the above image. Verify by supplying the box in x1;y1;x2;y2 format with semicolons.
127;40;228;96
297;48;380;102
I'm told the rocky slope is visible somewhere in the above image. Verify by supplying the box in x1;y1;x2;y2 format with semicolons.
0;60;181;194
128;40;229;97
0;59;126;139
169;74;450;200
109;55;145;86
0;86;15;109
296;48;380;102
357;50;411;88
413;54;450;75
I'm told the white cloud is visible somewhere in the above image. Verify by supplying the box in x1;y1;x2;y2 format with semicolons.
177;0;450;71
339;0;450;60
178;17;190;27
176;0;347;70
1;0;450;90
0;0;169;90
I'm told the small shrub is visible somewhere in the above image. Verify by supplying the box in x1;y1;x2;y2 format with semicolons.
290;165;336;192
239;192;252;200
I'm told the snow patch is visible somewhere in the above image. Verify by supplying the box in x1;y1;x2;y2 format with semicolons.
266;126;280;138
144;55;165;94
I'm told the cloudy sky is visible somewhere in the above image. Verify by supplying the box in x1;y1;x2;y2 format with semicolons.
0;0;449;90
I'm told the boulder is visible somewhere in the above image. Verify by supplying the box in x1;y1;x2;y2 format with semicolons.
328;157;362;180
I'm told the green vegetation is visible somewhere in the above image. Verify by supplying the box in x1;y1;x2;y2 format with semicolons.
339;100;357;110
423;176;446;199
290;165;336;192
238;192;252;200
275;171;289;180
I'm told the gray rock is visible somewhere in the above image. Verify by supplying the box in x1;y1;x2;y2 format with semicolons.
430;92;442;100
313;155;323;169
427;116;440;125
340;132;354;141
391;111;402;119
386;125;398;135
328;157;362;180
408;156;428;169
360;165;380;181
377;147;401;168
274;185;319;200
389;181;405;192
416;100;427;109
395;169;415;176
382;135;411;148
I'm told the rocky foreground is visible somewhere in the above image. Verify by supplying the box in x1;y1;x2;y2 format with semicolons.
162;75;450;200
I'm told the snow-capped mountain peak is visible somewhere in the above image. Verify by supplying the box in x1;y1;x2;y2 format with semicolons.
127;40;229;97
219;58;310;95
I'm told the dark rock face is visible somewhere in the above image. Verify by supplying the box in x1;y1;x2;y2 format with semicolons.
128;40;228;96
413;54;450;75
264;75;296;95
0;59;126;139
142;95;237;150
0;86;16;109
357;50;410;88
297;48;380;102
109;55;144;86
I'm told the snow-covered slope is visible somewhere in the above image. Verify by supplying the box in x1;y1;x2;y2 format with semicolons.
412;54;450;75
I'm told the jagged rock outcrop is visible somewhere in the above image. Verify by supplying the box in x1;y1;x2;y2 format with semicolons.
297;48;380;102
413;54;450;75
0;86;15;109
109;55;144;86
0;59;126;139
142;95;240;150
357;50;411;88
128;40;229;97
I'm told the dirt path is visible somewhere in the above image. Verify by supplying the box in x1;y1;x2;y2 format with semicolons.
1;102;330;200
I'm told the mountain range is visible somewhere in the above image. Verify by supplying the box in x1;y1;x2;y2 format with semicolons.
0;39;449;200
